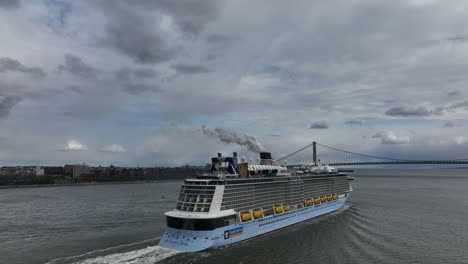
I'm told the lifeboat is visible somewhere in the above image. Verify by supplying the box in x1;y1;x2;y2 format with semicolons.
306;199;313;206
332;194;337;200
320;196;327;203
240;212;252;222
327;195;333;202
283;205;290;212
314;198;321;205
274;206;284;214
253;210;264;219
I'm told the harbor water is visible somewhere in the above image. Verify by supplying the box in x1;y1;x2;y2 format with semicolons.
1;169;468;264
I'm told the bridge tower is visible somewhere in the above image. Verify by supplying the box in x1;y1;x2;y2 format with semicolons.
313;141;317;165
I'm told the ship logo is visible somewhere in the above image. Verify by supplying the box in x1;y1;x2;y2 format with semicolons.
224;226;243;239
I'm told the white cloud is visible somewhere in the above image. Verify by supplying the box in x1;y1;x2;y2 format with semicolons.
372;131;410;145
101;144;126;153
64;140;88;151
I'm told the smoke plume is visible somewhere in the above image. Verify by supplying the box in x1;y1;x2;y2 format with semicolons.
201;125;265;153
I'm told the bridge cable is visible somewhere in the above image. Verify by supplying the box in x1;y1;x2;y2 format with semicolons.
276;142;315;161
276;141;468;163
316;143;412;161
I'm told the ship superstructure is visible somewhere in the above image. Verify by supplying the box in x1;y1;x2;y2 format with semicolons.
159;152;352;252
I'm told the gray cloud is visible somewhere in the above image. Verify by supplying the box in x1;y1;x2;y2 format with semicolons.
201;125;265;153
68;85;85;94
124;83;160;95
344;119;364;126
0;95;21;118
115;67;159;95
132;68;157;79
443;121;456;128
0;0;20;9
4;1;468;165
0;57;46;78
386;101;468;118
385;106;441;117
115;67;157;81
100;144;126;153
203;33;235;60
445;35;468;43
310;121;329;129
151;0;222;35
206;33;231;44
172;63;212;74
95;0;221;64
58;54;100;79
96;2;176;64
372;131;410;145
105;20;176;64
450;100;468;110
114;67;159;95
447;90;459;97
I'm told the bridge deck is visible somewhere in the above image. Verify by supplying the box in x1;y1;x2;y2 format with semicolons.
329;161;468;166
279;141;468;167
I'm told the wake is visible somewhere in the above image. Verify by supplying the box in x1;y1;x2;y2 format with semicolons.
45;238;179;264
71;246;178;264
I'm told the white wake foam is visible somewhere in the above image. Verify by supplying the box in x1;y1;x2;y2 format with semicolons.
72;246;178;264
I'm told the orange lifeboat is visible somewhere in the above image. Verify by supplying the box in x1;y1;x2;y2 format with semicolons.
314;198;321;205
253;210;264;219
240;212;252;222
274;206;284;214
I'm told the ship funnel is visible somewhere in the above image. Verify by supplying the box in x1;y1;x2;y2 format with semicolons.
217;153;222;158
260;152;272;160
259;152;275;165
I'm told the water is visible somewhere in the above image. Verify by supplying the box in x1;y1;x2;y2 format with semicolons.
1;169;468;264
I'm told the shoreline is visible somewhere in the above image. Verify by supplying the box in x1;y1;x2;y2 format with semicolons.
0;179;182;190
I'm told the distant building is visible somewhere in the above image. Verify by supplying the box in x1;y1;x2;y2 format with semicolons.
35;166;44;176
65;164;91;180
43;166;65;176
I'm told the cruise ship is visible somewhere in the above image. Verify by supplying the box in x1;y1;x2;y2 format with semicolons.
159;152;353;252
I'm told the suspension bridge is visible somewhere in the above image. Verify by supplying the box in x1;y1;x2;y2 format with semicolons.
277;141;468;166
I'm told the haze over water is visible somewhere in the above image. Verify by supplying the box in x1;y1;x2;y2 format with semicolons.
1;169;468;264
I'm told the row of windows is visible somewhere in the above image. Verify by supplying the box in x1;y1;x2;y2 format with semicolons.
166;215;236;230
176;203;211;212
178;193;213;203
220;178;350;212
221;182;304;211
177;185;216;212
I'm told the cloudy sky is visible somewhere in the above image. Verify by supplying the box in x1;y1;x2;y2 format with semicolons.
1;0;467;166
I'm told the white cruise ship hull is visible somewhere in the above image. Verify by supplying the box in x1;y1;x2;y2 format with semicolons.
159;195;348;252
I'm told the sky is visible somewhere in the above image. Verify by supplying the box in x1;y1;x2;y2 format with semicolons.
0;0;467;166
